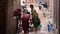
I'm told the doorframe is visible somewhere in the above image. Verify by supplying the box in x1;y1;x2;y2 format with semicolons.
53;0;59;34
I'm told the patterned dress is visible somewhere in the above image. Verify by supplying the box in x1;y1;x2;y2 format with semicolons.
22;14;30;33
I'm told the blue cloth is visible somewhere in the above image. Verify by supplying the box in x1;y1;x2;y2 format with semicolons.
48;24;52;32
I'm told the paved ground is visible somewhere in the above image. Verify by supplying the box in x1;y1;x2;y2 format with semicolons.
18;5;57;34
26;6;54;34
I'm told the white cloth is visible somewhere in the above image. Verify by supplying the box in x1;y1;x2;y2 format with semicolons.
29;24;34;27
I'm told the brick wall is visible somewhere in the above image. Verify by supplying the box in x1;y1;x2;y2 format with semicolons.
25;0;37;5
13;0;21;11
53;0;57;23
6;0;16;34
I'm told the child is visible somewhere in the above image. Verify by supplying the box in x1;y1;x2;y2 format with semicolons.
29;19;34;32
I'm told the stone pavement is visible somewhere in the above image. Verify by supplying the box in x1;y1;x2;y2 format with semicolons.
17;5;57;34
26;6;55;34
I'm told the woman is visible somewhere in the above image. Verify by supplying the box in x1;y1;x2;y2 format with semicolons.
30;5;41;32
36;14;42;31
22;13;30;34
14;9;21;33
33;13;42;32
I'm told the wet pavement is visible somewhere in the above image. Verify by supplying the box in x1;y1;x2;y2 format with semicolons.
26;6;56;34
18;5;57;34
